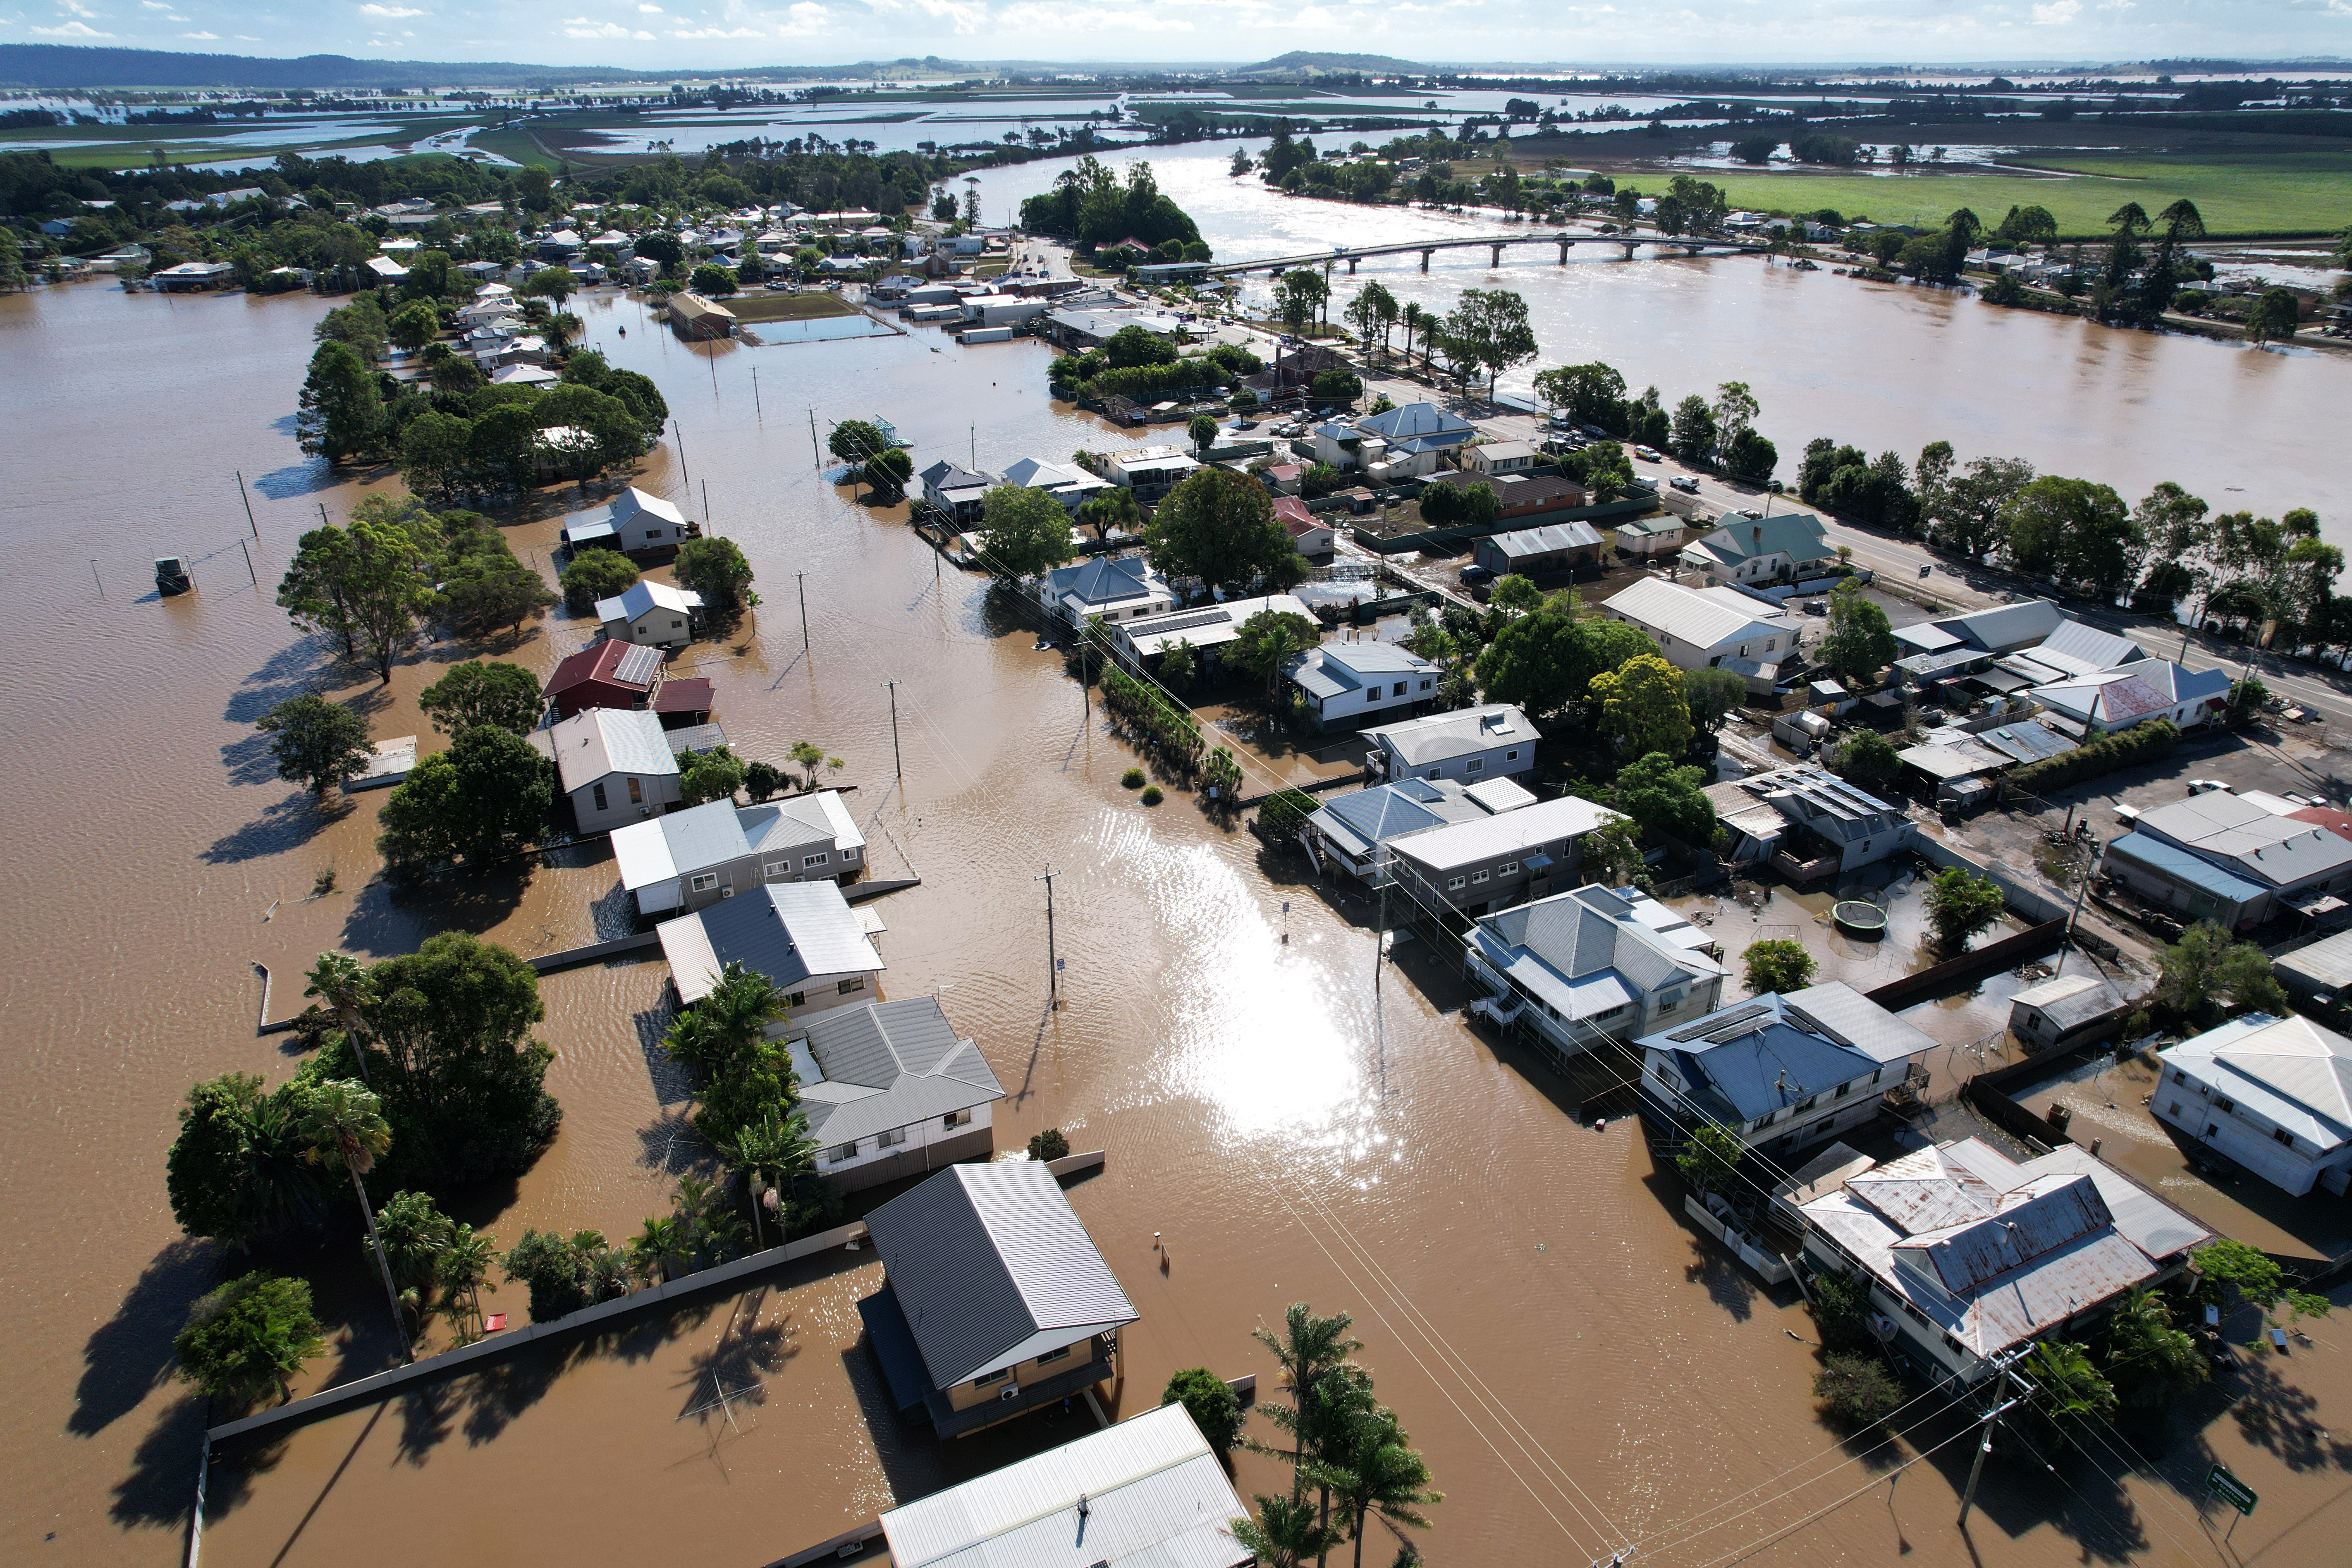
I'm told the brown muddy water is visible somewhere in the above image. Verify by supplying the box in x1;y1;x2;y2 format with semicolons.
4;279;2347;1568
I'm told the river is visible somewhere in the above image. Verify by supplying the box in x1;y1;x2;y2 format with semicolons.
1;188;2346;1568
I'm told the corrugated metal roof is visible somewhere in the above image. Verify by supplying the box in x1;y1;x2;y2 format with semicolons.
2161;1013;2352;1152
864;1161;1138;1389
1362;704;1533;767
1603;577;1791;651
2276;927;2352;992
1783;981;1940;1066
880;1404;1249;1568
2103;831;2268;904
547;707;676;793
661;881;882;1004
1391;795;1620;875
795;996;1004;1146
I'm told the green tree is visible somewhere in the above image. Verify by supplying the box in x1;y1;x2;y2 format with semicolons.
276;526;366;656
521;265;576;306
1813;579;1897;686
1682;666;1748;735
1813;1353;1903;1428
0;227;27;292
417;662;542;736
376;725;554;872
861;445;914;502
1532;360;1626;431
1675;1123;1744;1195
1580;813;1646;889
663;961;797;1146
1227;1494;1342;1568
1488;574;1544;616
340;510;438;682
2027;1339;2117;1447
1274;267;1328;334
628;1213;694;1285
2100;1286;2207;1409
1743;938;1817;995
295;1078;412;1358
786;738;839;790
2245;287;2300;346
676;536;756;619
1145;467;1303;597
678;742;747;806
174;1272;326;1407
1252;1303;1363;1502
827;418;891;467
503;1227;590;1321
1163;1366;1244;1454
1669;394;1718;466
295;340;385;464
388;298;442;352
2006;476;2141;603
372;1188;455;1305
1303;1406;1442;1568
257;693;374;796
1442;286;1537;404
1828;729;1903;793
717;1106;817;1248
2156;922;2288;1024
1076;485;1142;543
1924;867;2005;953
1938;455;2036;560
440;1223;499;1344
1028;1127;1072;1162
398;408;475;504
559;548;638;613
1590;654;1693;758
165;1073;322;1247
688;262;738;297
976;483;1077;584
1612;752;1714;842
1228;608;1324;699
1188;413;1222;454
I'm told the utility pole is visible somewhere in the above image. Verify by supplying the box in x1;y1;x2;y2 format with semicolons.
885;678;903;780
1957;1351;2033;1530
1375;868;1388;1096
236;470;257;537
1036;863;1060;1009
751;365;762;420
673;420;689;485
796;571;809;652
808;409;821;469
970;424;977;470
239;537;257;586
702;479;713;535
318;501;331;530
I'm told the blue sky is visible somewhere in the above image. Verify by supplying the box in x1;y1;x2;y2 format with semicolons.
5;0;2349;69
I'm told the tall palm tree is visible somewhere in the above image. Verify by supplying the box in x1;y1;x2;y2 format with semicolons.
720;1107;818;1249
1305;1409;1443;1568
441;1223;498;1344
1251;1303;1363;1501
662;961;786;1077
303;951;375;1086
295;1079;411;1361
1227;1494;1342;1568
1398;302;1423;370
629;1214;692;1285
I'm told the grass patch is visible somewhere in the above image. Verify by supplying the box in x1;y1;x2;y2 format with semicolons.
725;291;859;322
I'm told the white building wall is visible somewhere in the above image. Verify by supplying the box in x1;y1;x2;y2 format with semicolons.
818;1099;995;1178
2152;1065;2350;1196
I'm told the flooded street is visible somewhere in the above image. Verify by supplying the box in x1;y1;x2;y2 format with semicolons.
4;258;2348;1568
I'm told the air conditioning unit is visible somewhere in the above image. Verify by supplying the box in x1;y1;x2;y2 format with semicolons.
998;1383;1020;1401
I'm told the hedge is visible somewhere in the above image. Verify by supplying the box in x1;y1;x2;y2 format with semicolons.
2008;718;2178;794
1257;789;1322;838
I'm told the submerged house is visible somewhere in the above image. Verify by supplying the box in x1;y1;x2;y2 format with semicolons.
609;792;866;916
858;1162;1138;1438
1035;555;1172;627
2153;1013;2352;1197
560;487;694;557
657;880;884;1014
794;996;1004;1191
533;707;681;836
1302;774;1534;885
1465;885;1728;1060
1362;704;1537;785
1283;640;1440;732
595;579;703;649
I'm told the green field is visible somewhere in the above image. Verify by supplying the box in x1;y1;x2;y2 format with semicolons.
726;291;859;323
8;111;472;170
1691;151;2352;239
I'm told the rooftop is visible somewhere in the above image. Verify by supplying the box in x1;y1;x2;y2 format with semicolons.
1285;640;1436;700
1603;577;1796;650
1390;794;1621;876
656;881;882;1005
1308;777;1498;860
792;996;1004;1149
2104;832;2268;905
1717;765;1905;846
2161;1014;2352;1154
545;639;661;700
1640;990;1899;1125
1688;512;1829;564
594;579;702;624
1363;704;1533;767
1471;885;1724;1029
2132;791;2352;890
537;707;677;792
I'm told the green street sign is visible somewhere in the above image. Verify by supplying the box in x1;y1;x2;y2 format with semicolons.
2205;1464;2257;1517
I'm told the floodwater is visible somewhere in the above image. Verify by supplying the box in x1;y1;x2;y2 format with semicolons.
966;143;2352;545
4;273;2349;1568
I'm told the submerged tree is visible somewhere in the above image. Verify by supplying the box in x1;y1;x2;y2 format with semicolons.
257;693;375;796
295;1078;411;1360
174;1271;327;1407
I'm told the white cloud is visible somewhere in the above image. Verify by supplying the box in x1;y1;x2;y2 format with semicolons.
34;20;114;35
358;3;426;15
183;29;218;37
668;24;766;35
638;3;662;9
62;0;100;15
141;1;173;9
2030;0;2080;20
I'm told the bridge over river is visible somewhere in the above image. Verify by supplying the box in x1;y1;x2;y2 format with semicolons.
1201;230;1768;278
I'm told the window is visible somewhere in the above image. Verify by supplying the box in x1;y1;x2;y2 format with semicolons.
943;1108;972;1130
592;781;609;812
1798;1095;1818;1112
1392;682;1408;698
690;873;719;893
627;777;643;805
2168;1102;2182;1116
1447;876;1466;891
763;859;790;878
646;529;661;540
1427;769;1442;780
803;852;830;869
2273;1127;2295;1147
2214;1096;2236;1113
838;977;866;995
829;1141;859;1163
1472;870;1491;884
1500;861;1520;875
1466;759;1484;775
1506;749;1519;761
1659;993;1681;1012
1418;679;1433;691
1033;1344;1072;1366
875;1127;906;1149
670;618;683;630
972;1368;1010;1388
788;991;806;1008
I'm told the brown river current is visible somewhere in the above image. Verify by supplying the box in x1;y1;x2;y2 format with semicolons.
3;196;2348;1568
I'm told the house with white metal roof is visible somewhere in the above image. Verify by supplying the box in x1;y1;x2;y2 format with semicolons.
1283;640;1439;730
1300;775;1530;884
2155;1014;2352;1196
532;707;681;835
1390;794;1623;914
657;879;883;1012
1472;521;1607;577
594;579;703;649
1893;598;2067;658
2113;790;2352;926
1035;554;1171;626
1678;512;1832;585
1704;765;1912;876
918;459;995;526
1599;577;1803;692
874;1403;1249;1568
1362;703;1537;785
1000;455;1112;515
1799;1137;2211;1387
1102;444;1199;501
1108;593;1316;662
1466;885;1728;1059
2008;973;2135;1053
858;1161;1139;1439
609;792;865;916
793;996;1003;1191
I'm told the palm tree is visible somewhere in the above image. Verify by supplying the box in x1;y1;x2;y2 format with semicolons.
662;961;787;1077
629;1214;692;1285
441;1224;498;1344
719;1107;818;1248
1227;1494;1342;1568
1251;1303;1363;1501
295;1079;411;1361
579;1231;633;1302
303;951;375;1086
1305;1408;1443;1568
1398;302;1423;370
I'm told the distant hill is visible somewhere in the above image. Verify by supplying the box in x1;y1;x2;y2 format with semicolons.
0;45;675;90
1232;51;1427;79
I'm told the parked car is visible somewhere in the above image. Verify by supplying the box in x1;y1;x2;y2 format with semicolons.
1669;475;1700;493
2186;779;2231;795
1735;507;1764;519
1803;599;1827;615
1461;564;1494;583
1634;445;1663;461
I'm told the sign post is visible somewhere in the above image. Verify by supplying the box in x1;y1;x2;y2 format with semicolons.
2205;1464;2257;1543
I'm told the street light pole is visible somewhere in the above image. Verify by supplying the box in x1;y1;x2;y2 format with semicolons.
885;679;903;781
1035;863;1059;1009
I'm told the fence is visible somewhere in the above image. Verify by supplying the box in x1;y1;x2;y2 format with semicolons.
1682;1194;1796;1284
1862;919;2066;1011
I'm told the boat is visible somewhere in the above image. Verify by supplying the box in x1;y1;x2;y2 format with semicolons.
153;556;193;596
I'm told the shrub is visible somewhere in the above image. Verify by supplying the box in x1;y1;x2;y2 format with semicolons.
1028;1127;1070;1162
1140;784;1165;805
175;1271;326;1407
2006;718;2176;794
1808;1269;1875;1350
1814;1353;1903;1428
559;549;638;613
1121;766;1147;789
1161;1366;1243;1453
503;1227;590;1322
1743;938;1816;995
1258;789;1320;838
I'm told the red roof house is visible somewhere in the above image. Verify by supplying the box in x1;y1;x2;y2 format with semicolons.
652;676;715;729
545;640;662;718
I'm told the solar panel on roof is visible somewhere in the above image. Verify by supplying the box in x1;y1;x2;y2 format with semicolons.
1130;607;1231;637
1668;1001;1770;1042
613;643;662;685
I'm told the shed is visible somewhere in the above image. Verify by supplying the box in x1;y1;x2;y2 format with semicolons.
2009;973;2135;1052
2275;928;2352;1003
